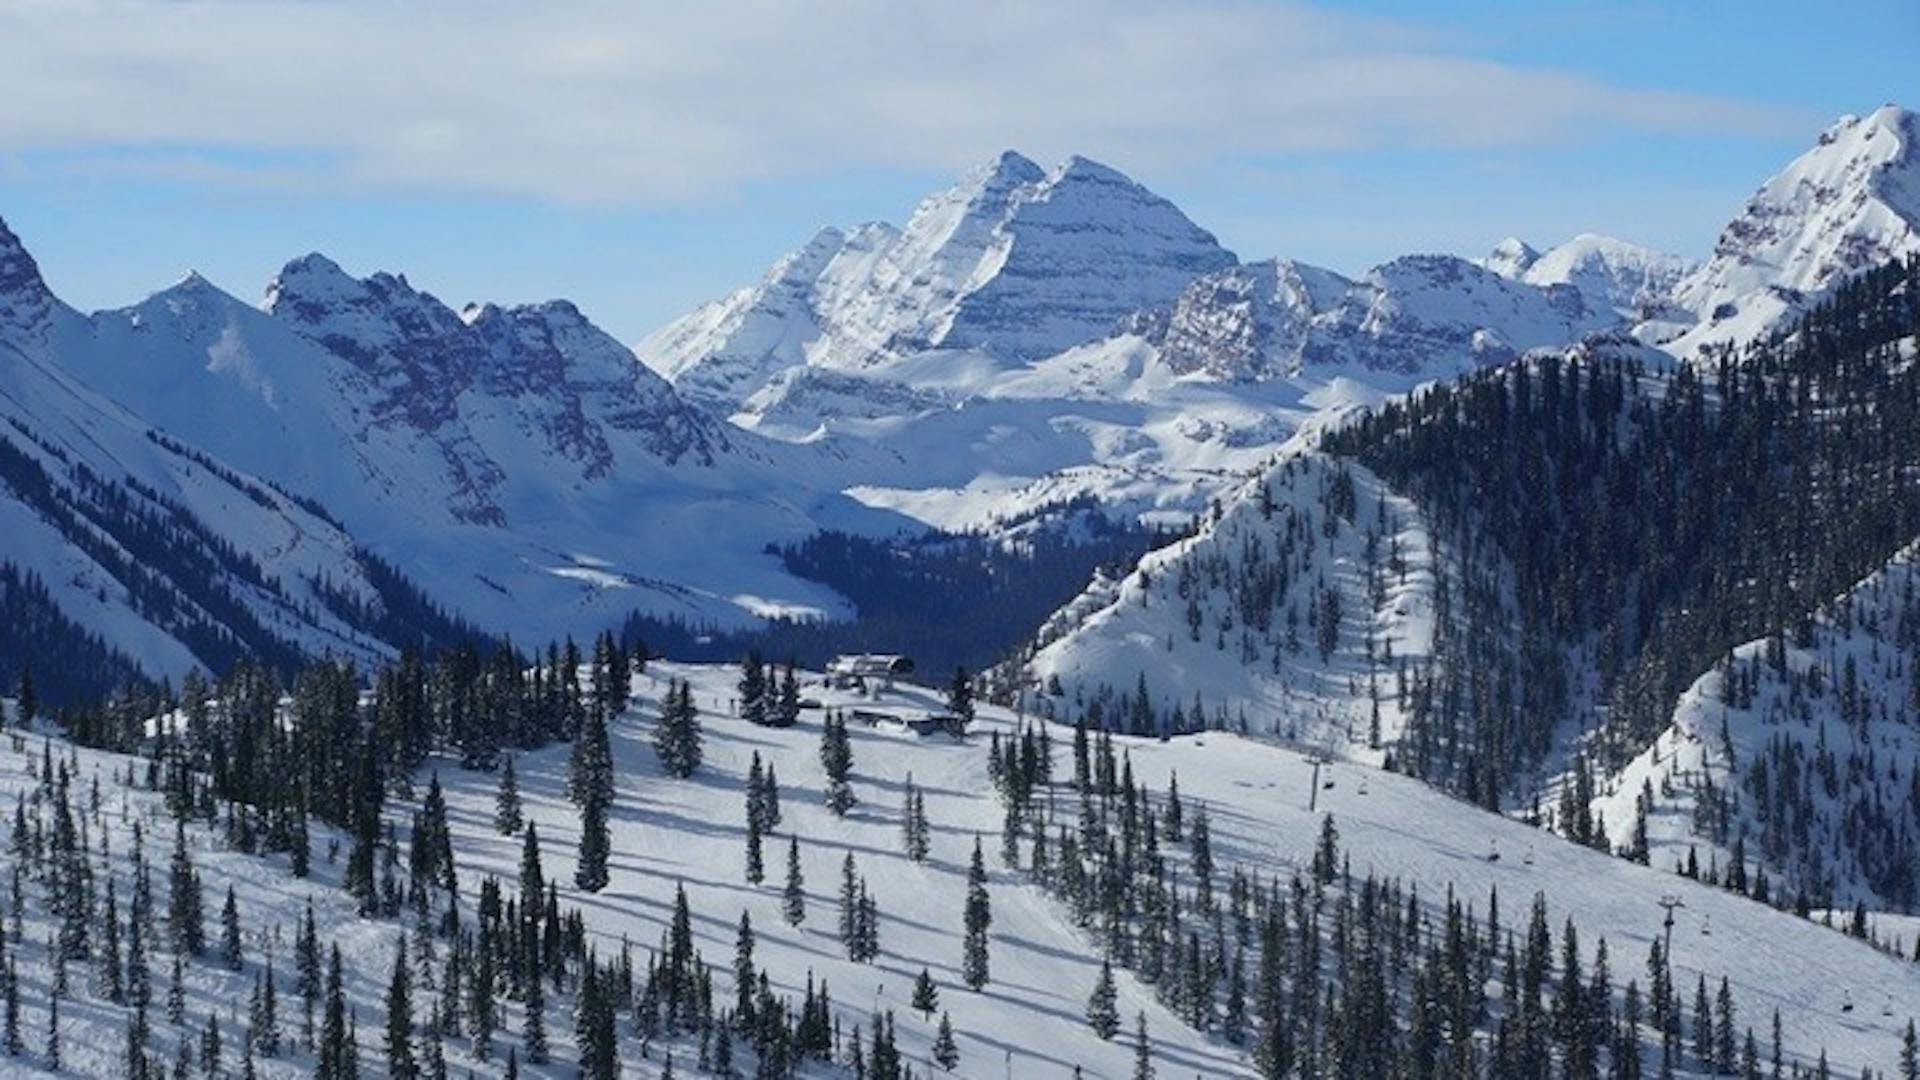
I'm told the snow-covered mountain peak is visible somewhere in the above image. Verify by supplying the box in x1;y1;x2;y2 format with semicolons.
1482;237;1541;278
122;268;258;340
1520;233;1692;319
262;251;358;312
642;150;1234;403
964;148;1048;193
0;216;45;294
1663;102;1918;354
1155;250;1615;381
0;215;69;346
1049;153;1138;187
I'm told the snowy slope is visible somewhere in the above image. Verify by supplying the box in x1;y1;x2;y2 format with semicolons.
0;734;424;1078
1593;539;1920;914
3;220;911;645
0;222;446;682
1028;450;1439;759
1660;104;1920;356
15;657;1920;1077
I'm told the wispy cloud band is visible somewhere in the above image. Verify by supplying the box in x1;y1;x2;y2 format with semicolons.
0;0;1790;204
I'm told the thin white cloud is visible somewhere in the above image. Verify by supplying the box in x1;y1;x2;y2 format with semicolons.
0;0;1790;205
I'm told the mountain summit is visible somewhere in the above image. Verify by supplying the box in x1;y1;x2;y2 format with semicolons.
1663;103;1919;354
639;151;1234;409
0;215;73;350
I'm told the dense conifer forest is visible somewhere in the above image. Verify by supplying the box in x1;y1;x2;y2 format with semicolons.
1321;256;1920;803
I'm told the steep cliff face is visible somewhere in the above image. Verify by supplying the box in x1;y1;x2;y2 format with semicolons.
1155;253;1612;380
1663;105;1920;355
640;151;1234;408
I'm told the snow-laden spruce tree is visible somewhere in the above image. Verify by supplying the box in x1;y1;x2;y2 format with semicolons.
653;678;703;778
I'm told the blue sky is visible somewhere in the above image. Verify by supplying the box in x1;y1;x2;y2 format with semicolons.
0;1;1913;343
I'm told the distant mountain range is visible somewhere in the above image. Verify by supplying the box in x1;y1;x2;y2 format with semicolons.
0;104;1914;692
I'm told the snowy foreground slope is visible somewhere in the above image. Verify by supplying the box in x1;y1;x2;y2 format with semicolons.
0;726;405;1079
11;660;1919;1077
1592;539;1920;915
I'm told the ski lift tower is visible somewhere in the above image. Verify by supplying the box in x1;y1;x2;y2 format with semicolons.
1308;751;1330;813
1658;895;1685;958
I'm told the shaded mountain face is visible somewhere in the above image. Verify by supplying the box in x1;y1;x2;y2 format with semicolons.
0;219;893;680
0;292;465;688
0;218;68;349
1661;104;1920;355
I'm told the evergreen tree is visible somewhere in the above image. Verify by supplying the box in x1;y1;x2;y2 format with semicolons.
2;959;17;1056
902;774;931;863
1087;959;1120;1039
202;1013;222;1080
386;936;417;1080
296;904;321;1049
1715;977;1737;1075
774;664;802;728
168;821;204;956
654;679;703;778
220;885;242;970
494;756;523;835
962;837;992;990
839;854;861;958
733;912;756;1023
948;667;974;723
1312;814;1339;886
782;836;805;927
168;952;186;1025
519;822;545;904
12;668;33;729
912;967;939;1019
576;789;611;893
570;697;614;894
523;949;548;1065
1133;1012;1153;1080
821;711;856;815
745;799;765;885
318;946;347;1080
252;960;280;1058
932;1011;960;1071
577;964;617;1080
738;652;768;726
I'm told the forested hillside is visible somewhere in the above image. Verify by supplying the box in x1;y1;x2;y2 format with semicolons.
1594;537;1920;914
1320;256;1920;806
